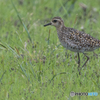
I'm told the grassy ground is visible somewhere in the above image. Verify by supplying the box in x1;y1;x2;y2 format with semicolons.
0;0;100;100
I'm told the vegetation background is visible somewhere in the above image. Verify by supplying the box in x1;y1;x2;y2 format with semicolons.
0;0;100;99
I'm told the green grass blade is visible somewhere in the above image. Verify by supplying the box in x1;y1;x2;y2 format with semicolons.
11;0;32;42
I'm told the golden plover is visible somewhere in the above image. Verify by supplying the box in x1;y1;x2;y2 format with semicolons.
44;17;100;74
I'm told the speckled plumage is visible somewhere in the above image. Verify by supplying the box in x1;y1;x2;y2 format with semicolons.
44;17;100;75
58;26;100;52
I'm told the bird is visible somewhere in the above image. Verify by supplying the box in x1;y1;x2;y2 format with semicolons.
44;17;100;75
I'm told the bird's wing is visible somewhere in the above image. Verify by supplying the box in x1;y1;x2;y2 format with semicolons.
65;28;100;48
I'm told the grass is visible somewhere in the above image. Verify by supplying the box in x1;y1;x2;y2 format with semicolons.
0;0;100;99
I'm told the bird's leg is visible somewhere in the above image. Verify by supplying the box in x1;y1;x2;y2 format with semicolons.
77;53;81;75
82;53;89;68
77;53;80;67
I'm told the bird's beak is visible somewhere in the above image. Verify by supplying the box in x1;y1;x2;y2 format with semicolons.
44;23;51;27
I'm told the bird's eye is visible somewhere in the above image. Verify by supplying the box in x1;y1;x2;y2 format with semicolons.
53;20;57;23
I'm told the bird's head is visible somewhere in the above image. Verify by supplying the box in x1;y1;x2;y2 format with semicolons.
44;17;64;28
